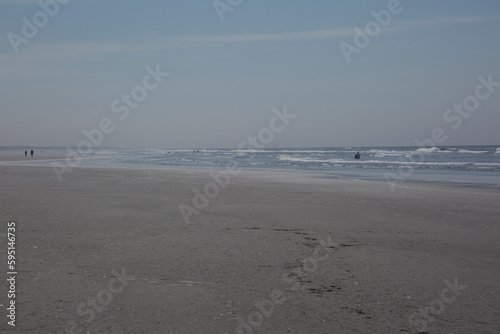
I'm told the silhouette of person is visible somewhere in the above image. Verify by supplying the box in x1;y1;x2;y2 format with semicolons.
25;151;27;157
355;152;360;159
31;149;34;157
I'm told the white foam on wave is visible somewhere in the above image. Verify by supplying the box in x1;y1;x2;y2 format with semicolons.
278;155;326;163
415;147;493;154
277;155;353;164
92;150;120;155
279;149;342;154
457;149;489;154
144;149;193;155
232;149;267;157
142;149;165;155
277;154;500;168
367;149;410;158
233;149;266;154
415;147;444;154
232;149;342;155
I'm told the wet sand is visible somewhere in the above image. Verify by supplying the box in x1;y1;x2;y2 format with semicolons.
0;165;499;333
0;155;64;162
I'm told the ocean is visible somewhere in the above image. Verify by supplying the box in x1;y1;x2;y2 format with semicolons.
2;145;500;187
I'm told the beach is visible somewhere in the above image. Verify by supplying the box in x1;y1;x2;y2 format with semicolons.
1;165;499;333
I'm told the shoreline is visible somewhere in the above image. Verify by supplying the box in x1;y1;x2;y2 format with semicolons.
1;158;499;190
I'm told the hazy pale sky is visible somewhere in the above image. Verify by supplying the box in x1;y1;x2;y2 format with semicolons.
1;0;499;149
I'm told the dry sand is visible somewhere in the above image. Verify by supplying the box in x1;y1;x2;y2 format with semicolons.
0;165;499;333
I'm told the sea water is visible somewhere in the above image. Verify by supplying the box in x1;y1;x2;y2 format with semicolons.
2;146;500;187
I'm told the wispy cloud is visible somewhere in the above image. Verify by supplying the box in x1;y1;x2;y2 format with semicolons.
182;16;487;43
442;16;487;23
0;15;487;63
183;28;358;43
393;16;487;28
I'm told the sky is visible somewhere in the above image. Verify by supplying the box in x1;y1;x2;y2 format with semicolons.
0;0;499;149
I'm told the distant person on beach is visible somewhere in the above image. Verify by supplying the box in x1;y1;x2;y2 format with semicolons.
31;150;34;157
355;152;360;159
25;151;27;157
